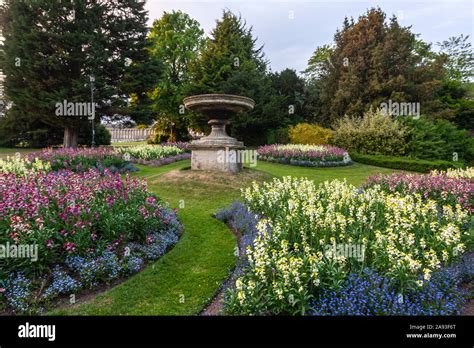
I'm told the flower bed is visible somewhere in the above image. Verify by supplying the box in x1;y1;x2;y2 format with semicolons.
257;144;351;167
309;260;472;315
220;177;471;315
26;147;135;173
0;169;182;313
431;167;474;179
116;144;187;161
19;144;194;174
132;153;191;167
160;142;190;152
0;156;51;176
365;171;473;213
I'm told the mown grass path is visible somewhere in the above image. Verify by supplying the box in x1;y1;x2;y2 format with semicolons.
50;160;397;315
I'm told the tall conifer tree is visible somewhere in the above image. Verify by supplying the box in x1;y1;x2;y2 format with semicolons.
189;10;285;145
0;0;153;147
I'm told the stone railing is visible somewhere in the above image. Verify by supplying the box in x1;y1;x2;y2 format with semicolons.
107;128;155;143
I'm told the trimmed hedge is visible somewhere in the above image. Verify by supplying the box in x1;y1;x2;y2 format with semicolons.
350;153;464;173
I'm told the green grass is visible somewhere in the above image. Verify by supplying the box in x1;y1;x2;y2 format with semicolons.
49;160;398;315
0;147;38;159
253;161;398;185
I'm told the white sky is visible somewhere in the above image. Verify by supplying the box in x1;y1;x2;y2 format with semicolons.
145;0;474;73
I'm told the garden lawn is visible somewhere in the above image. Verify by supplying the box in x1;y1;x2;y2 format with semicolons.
0;147;38;159
253;160;398;184
49;160;399;315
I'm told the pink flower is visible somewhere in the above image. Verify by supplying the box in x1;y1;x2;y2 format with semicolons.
9;232;20;243
63;242;76;253
146;196;157;205
365;172;473;212
10;215;22;223
139;205;149;219
146;235;153;245
45;239;54;248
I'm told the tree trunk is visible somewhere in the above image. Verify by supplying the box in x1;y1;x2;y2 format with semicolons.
63;126;78;148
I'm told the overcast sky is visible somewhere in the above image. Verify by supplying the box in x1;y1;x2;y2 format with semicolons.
145;0;473;73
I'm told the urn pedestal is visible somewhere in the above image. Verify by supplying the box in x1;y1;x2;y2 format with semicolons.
183;94;255;173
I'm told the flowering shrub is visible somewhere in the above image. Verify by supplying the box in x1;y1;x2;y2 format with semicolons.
26;147;133;173
223;177;471;315
257;144;351;167
288;123;333;145
0;156;51;176
0;169;183;313
116;144;186;161
365;172;474;213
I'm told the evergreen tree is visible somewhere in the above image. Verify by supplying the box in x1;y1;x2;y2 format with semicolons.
432;35;474;130
189;10;284;145
0;0;151;147
269;68;307;125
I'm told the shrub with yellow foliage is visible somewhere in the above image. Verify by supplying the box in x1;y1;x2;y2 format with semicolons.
289;123;333;145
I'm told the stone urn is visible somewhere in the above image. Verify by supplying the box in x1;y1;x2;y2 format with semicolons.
183;94;255;173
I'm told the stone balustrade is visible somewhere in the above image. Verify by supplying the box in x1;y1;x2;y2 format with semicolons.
107;128;155;143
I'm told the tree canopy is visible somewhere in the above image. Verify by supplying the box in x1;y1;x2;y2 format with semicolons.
0;0;152;147
145;10;204;139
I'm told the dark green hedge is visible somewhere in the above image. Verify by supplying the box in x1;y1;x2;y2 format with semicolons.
350;152;464;173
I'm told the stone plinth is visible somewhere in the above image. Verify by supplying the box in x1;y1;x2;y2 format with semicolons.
189;143;244;174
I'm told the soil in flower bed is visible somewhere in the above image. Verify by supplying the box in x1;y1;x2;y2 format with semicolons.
460;282;474;315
